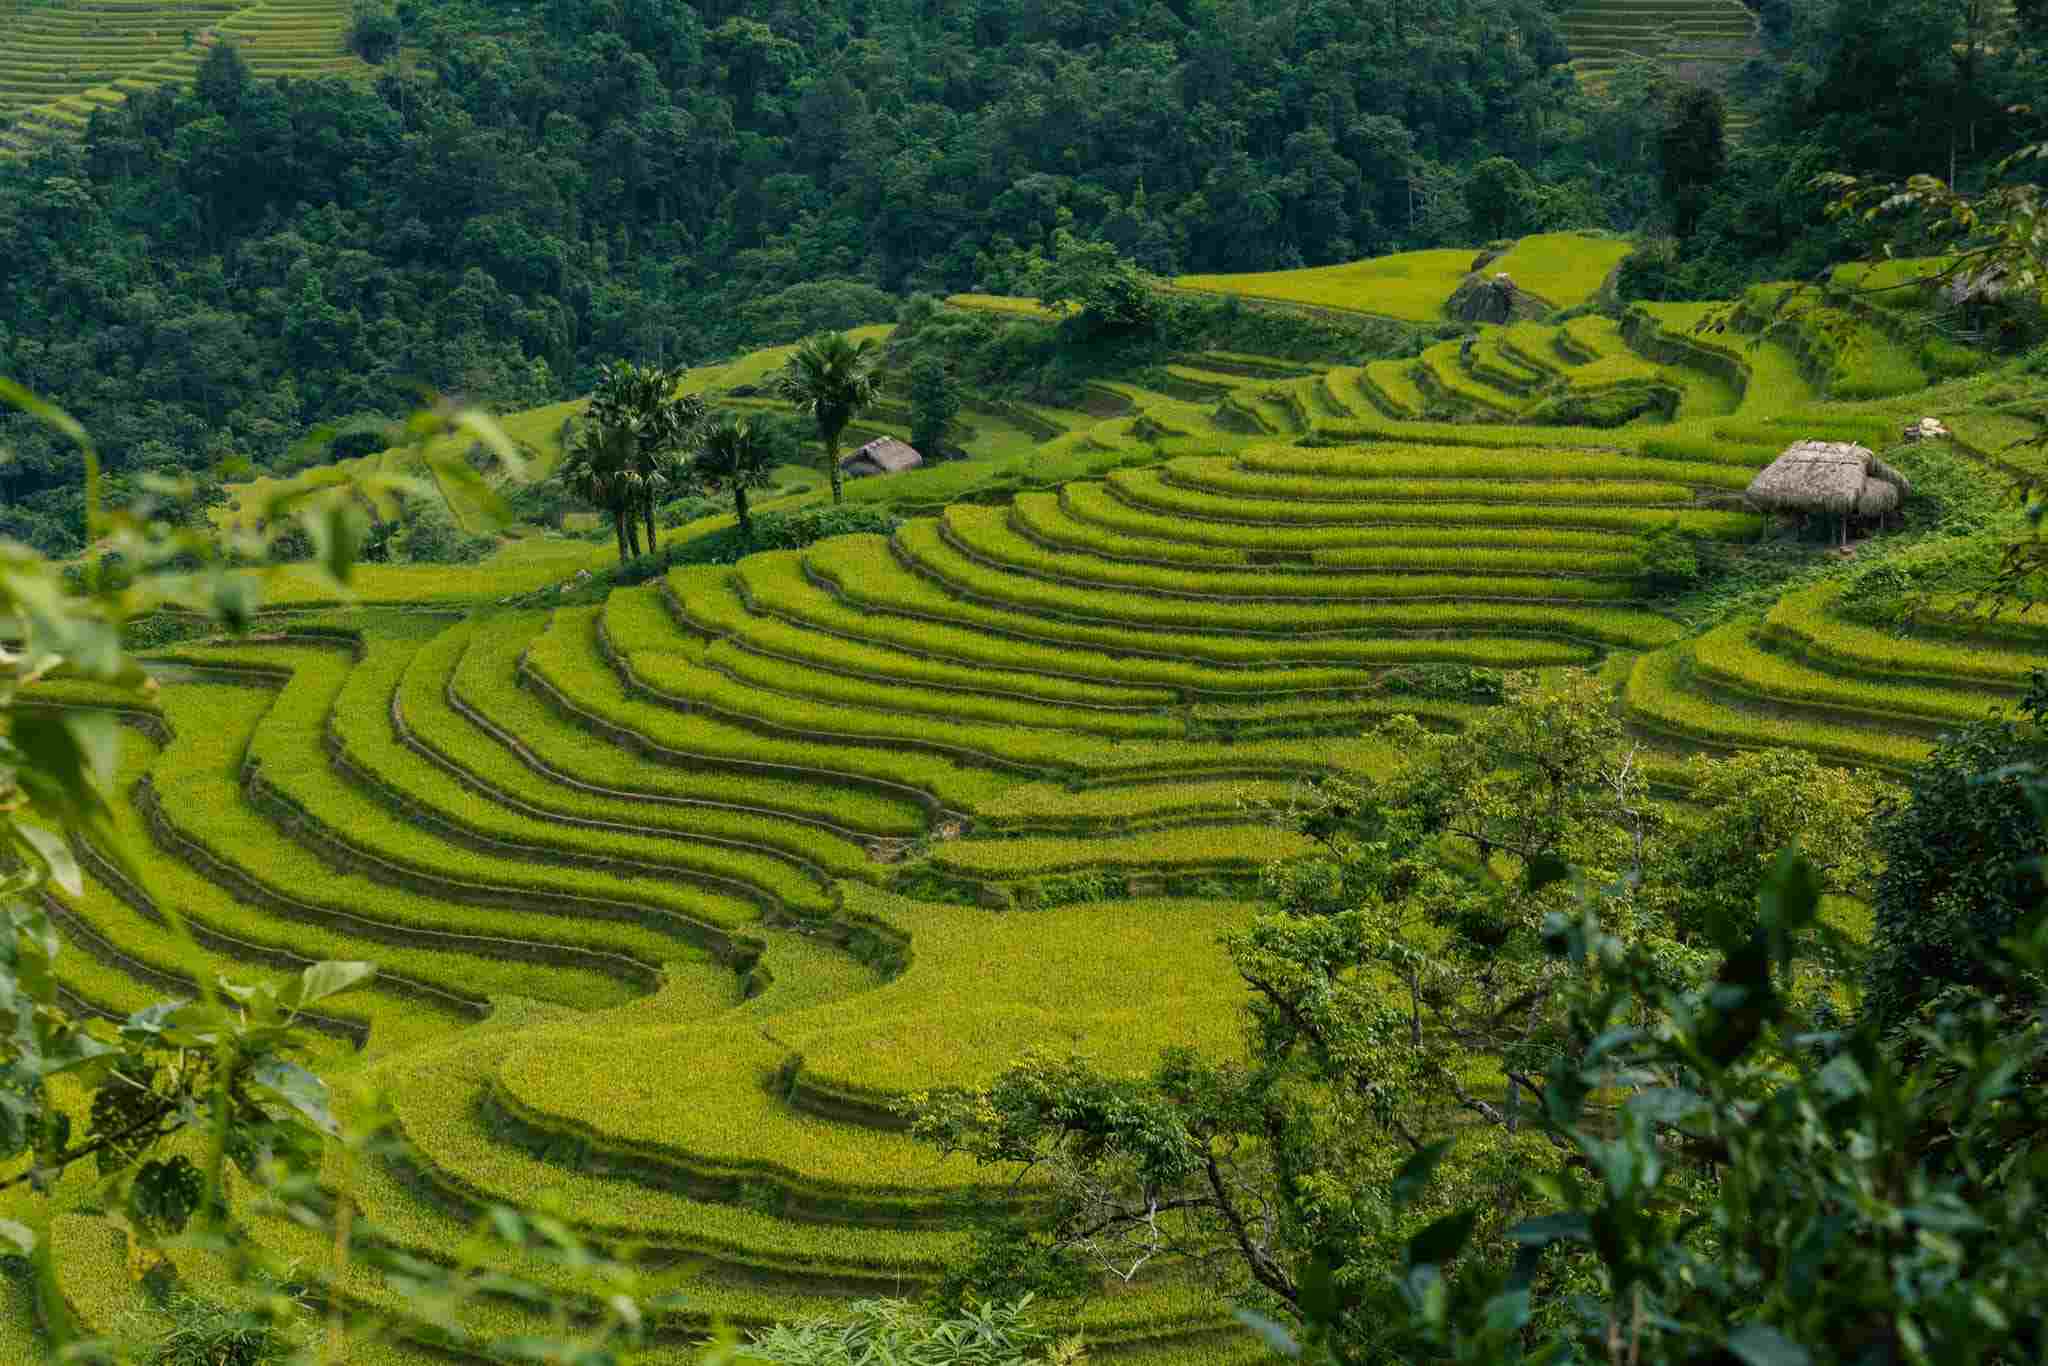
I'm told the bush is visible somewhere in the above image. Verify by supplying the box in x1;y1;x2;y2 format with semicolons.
390;504;498;565
1372;664;1507;704
666;505;903;567
1866;685;2048;1024
1636;521;1703;595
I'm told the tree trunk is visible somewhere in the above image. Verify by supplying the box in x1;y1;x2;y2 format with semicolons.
644;494;657;561
735;485;752;540
626;513;643;559
819;423;843;505
614;511;629;563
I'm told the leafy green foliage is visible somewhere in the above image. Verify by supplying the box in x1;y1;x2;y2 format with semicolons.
779;333;884;505
692;412;779;539
1867;686;2048;1024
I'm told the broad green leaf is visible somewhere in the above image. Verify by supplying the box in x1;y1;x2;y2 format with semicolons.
448;407;531;482
304;500;365;586
1233;1309;1301;1359
1391;1138;1454;1208
10;711;111;827
1524;852;1571;894
1406;1209;1478;1269
13;822;81;897
1725;1323;1810;1366
289;961;377;1009
1509;1212;1590;1246
250;1061;339;1136
1298;1248;1342;1325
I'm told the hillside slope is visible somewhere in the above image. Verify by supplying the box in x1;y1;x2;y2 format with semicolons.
14;248;2048;1357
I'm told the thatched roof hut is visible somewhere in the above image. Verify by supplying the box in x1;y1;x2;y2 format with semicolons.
840;437;923;478
1746;441;1910;541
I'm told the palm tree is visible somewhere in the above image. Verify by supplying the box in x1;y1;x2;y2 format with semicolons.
558;420;641;561
776;332;882;505
585;361;703;556
691;412;776;541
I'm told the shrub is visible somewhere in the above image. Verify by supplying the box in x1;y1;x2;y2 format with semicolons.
391;502;498;565
1636;521;1703;595
1866;685;2048;1024
667;505;902;567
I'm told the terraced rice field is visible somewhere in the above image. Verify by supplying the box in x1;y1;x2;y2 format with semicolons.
1175;232;1632;319
0;0;361;155
22;252;2048;1355
1560;0;1759;126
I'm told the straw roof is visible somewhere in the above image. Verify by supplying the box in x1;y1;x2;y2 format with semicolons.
1746;441;1910;517
841;437;923;477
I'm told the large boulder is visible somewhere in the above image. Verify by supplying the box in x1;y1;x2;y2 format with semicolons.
1446;269;1547;324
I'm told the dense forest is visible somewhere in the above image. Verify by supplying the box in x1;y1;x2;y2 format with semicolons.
1;0;2043;552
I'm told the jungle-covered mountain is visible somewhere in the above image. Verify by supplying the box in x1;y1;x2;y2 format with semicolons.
1;0;2041;552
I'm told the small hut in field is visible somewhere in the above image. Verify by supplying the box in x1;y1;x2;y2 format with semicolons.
840;437;923;479
1746;441;1910;545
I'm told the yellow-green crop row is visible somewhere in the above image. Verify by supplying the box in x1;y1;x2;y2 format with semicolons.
1195;451;1731;497
1014;492;1642;577
610;593;1409;788
788;887;1247;1094
810;531;1681;655
1058;482;1642;555
1359;360;1428;416
330;628;838;914
452;611;928;838
930;824;1309;878
1169;464;1697;506
55;782;458;1060
1418;342;1525;413
152;677;670;1005
1636;433;1781;467
1311;416;1634;449
142;683;648;1011
221;636;772;936
942;505;1637;602
493;1022;1029;1207
894;520;1680;646
1466;335;1546;392
1689;621;2002;728
1175;246;1474;320
943;293;1064;319
1484;232;1634;307
680;561;1181;706
701;630;1187;740
740;550;1593;688
1238;444;1753;491
1105;468;1763;539
978;776;1300;829
372;1023;974;1270
403;624;891;882
1762;582;2048;687
1560;315;1634;362
1622;646;1929;771
528;605;1014;809
1498;322;1569;376
1555;352;1669;394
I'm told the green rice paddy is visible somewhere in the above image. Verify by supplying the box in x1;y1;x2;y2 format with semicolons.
21;236;2047;1361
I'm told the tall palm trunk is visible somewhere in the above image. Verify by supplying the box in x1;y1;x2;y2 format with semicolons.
824;432;844;505
644;493;658;560
614;510;629;562
735;485;752;540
